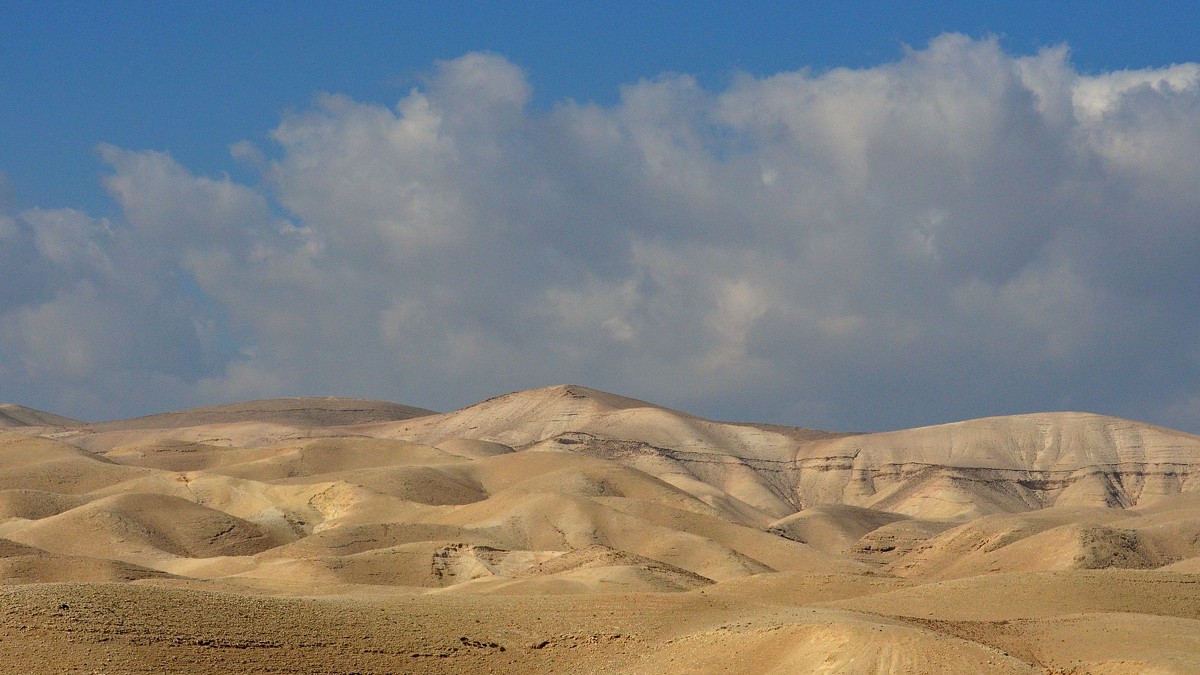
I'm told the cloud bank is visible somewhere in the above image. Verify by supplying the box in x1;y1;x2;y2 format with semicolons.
2;35;1198;431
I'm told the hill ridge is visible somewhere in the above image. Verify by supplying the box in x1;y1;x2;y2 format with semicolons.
3;384;1200;672
0;403;81;428
87;396;436;431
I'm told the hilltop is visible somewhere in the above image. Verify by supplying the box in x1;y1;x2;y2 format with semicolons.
1;385;1198;673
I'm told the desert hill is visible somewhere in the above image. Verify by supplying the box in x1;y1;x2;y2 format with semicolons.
0;403;79;428
373;386;1200;520
1;385;1199;673
88;396;436;430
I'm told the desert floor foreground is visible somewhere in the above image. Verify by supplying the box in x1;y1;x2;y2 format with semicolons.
2;387;1199;673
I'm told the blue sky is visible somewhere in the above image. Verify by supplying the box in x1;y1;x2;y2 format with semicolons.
2;2;1199;431
5;1;1197;212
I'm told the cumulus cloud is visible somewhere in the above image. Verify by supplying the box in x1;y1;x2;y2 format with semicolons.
2;35;1198;432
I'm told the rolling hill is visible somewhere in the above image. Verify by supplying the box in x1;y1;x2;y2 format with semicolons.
1;385;1198;673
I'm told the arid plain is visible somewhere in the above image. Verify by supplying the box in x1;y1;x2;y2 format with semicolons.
2;384;1199;673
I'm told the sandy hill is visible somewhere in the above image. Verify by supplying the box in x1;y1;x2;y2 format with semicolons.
0;404;79;428
374;387;1200;520
90;396;435;431
380;384;845;450
1;384;1199;673
786;412;1200;519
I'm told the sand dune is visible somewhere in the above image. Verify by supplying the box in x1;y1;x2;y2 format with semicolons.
2;385;1199;673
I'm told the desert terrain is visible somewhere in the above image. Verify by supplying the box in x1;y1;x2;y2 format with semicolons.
1;385;1199;673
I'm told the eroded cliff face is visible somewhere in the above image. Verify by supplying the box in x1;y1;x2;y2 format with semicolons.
787;459;1200;519
11;386;1200;585
531;435;1200;521
8;383;1200;675
782;413;1200;519
385;389;1200;522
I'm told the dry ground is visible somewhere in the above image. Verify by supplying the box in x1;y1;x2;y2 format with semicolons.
2;386;1199;673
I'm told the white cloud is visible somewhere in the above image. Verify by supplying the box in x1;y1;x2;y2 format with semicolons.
100;144;273;248
2;37;1199;432
20;208;114;271
0;215;17;240
1072;63;1200;122
194;359;288;405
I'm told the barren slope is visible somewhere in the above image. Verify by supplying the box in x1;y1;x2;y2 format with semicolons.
376;386;1200;520
0;404;80;428
90;396;436;431
1;385;1199;673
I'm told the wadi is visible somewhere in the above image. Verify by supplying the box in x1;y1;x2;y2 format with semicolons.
1;384;1198;673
